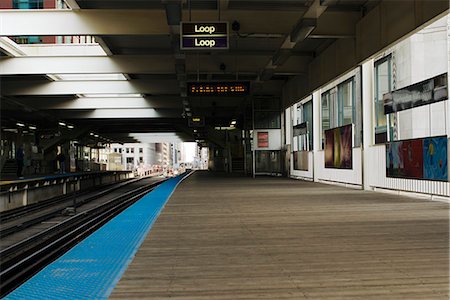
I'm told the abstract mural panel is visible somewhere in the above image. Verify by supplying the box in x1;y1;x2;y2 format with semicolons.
386;136;448;181
423;137;448;181
324;124;353;169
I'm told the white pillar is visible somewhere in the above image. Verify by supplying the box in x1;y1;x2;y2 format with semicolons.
312;90;321;182
362;59;375;191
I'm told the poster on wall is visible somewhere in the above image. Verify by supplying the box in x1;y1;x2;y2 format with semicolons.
293;151;308;171
324;124;353;169
423;136;448;181
386;136;448;181
386;139;424;179
257;132;269;148
383;73;448;114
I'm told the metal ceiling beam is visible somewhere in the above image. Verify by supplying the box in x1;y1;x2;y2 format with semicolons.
17;96;183;109
49;108;182;119
0;10;170;36
0;37;26;57
0;54;309;75
2;80;180;96
0;9;311;36
64;0;80;9
259;0;328;81
0;55;175;75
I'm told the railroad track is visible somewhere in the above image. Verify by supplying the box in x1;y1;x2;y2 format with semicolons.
0;177;144;237
0;179;165;298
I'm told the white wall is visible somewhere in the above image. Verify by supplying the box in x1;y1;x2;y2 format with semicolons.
315;149;362;186
394;17;448;140
253;129;282;151
286;14;450;197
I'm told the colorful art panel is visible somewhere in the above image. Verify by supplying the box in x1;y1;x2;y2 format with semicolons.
324;124;353;169
386;136;448;181
324;129;334;168
423;137;448;181
386;139;424;179
339;125;353;169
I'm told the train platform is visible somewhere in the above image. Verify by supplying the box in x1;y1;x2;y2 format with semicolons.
4;171;449;299
110;172;449;299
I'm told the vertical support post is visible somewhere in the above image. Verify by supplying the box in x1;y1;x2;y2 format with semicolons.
22;184;28;207
312;90;321;182
72;181;77;214
252;97;256;178
63;180;67;195
362;59;374;191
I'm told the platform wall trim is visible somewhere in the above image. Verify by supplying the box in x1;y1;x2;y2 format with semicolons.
4;172;191;300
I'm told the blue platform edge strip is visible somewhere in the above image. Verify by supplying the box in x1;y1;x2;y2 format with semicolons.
4;172;192;300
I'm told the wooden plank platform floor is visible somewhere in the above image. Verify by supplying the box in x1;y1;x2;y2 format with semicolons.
110;171;449;299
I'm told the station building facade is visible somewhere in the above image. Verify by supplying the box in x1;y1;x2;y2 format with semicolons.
282;14;449;199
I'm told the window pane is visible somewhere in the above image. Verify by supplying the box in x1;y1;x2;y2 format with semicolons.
303;101;313;151
375;59;389;128
13;0;43;9
321;93;330;132
255;111;280;129
339;80;353;126
321;92;330;149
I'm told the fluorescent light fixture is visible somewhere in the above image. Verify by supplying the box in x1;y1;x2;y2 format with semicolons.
67;125;74;129
193;129;197;133
90;132;95;136
58;121;66;126
79;93;142;98
3;128;18;132
94;134;99;138
230;120;237;125
215;126;237;130
29;125;37;130
46;74;61;81
16;122;25;127
320;0;339;5
51;73;127;81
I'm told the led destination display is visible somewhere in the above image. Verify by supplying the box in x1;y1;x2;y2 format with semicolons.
181;22;229;50
187;82;250;96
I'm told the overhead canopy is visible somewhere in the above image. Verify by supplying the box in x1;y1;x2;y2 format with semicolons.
0;0;448;144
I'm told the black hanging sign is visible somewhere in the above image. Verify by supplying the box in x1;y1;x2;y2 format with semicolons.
181;22;229;50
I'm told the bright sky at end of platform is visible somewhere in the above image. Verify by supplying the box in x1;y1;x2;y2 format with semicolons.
183;142;197;163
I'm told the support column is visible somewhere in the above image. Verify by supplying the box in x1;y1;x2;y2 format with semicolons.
362;59;375;191
312;90;321;182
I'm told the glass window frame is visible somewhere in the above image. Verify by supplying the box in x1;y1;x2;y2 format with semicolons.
374;55;392;140
337;78;355;127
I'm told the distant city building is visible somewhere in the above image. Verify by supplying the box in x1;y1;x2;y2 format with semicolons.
110;143;158;171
